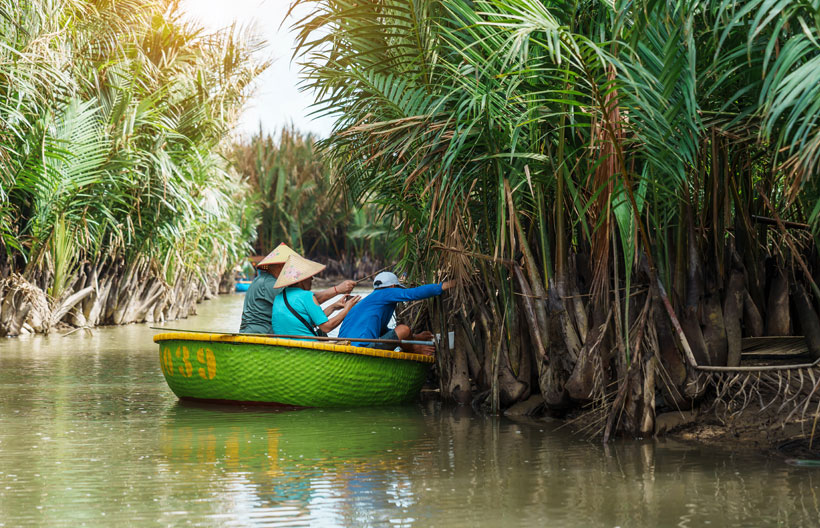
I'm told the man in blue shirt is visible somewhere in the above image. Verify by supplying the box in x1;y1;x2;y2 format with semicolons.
338;272;455;355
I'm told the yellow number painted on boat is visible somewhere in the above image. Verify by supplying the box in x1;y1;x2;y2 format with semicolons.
176;346;193;377
162;347;174;376
196;347;216;379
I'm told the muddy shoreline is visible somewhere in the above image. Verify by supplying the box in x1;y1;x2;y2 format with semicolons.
425;385;820;454
660;408;820;455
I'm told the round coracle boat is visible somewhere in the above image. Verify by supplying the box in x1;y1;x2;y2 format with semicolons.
235;280;251;292
153;332;434;407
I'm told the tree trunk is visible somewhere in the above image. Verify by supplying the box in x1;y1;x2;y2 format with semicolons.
513;266;551;403
652;291;689;409
445;312;472;405
767;267;791;335
51;286;95;325
497;338;527;406
743;290;764;337
794;282;820;360
723;270;744;366
701;293;728;366
680;313;710;366
565;307;609;402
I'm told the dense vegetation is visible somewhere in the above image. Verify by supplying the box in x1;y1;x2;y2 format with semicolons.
230;126;391;276
0;0;265;335
294;0;820;436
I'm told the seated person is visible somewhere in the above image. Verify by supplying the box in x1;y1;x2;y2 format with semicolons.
338;271;455;355
240;243;355;334
272;254;361;339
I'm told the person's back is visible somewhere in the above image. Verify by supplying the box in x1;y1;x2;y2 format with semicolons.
270;255;360;341
271;287;329;339
339;281;443;347
239;243;300;334
239;270;282;334
338;288;406;342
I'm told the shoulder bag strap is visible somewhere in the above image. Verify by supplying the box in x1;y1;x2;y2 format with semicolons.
282;289;318;336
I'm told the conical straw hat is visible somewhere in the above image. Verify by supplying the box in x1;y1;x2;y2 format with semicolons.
257;243;299;268
273;254;327;289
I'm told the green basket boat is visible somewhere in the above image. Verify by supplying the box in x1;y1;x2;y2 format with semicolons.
153;332;434;407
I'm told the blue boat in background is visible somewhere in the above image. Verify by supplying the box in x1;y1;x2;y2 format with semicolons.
234;258;259;293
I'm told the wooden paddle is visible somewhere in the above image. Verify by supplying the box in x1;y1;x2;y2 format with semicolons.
150;327;435;347
354;266;390;285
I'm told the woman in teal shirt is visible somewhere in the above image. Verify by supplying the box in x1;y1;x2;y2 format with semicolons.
272;254;360;339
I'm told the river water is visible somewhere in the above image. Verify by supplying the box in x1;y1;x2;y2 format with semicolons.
1;293;818;527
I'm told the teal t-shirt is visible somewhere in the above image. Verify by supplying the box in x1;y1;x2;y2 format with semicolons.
271;287;329;339
239;271;283;334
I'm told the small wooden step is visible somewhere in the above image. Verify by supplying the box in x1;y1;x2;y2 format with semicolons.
741;336;808;357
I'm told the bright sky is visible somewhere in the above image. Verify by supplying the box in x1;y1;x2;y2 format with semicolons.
180;0;335;139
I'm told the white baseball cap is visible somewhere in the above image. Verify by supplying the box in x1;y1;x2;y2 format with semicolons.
373;271;404;289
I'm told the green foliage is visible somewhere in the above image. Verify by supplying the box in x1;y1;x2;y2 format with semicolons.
292;0;820;354
48;215;77;300
229;126;390;260
0;0;267;293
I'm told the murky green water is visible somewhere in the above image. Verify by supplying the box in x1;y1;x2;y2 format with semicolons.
1;293;818;527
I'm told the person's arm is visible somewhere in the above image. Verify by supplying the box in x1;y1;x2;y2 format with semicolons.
323;297;346;316
314;280;356;303
318;295;361;333
381;282;447;303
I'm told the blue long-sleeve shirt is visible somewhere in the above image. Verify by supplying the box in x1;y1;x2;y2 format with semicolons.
338;283;443;346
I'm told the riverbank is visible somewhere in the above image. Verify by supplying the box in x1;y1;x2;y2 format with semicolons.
500;396;820;453
465;372;820;451
660;404;820;455
0;1;263;338
0;255;382;338
0;264;235;337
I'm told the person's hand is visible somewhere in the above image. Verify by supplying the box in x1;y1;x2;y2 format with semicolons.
409;331;436;355
329;298;347;311
336;280;356;294
442;279;458;291
343;295;361;311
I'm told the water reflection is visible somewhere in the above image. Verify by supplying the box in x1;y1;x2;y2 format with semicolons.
161;404;420;527
153;401;820;527
1;294;819;527
158;404;426;525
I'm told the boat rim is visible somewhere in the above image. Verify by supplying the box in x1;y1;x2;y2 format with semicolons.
153;331;436;364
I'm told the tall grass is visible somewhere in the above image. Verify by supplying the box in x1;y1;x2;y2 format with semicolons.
229;126;391;264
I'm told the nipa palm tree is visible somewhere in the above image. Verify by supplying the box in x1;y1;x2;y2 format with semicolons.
293;0;820;437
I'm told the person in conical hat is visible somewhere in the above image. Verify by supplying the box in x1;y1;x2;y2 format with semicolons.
271;254;361;339
256;242;299;273
272;253;327;289
239;243;357;335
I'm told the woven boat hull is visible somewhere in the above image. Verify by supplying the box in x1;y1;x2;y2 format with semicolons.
235;281;251;292
153;332;433;407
